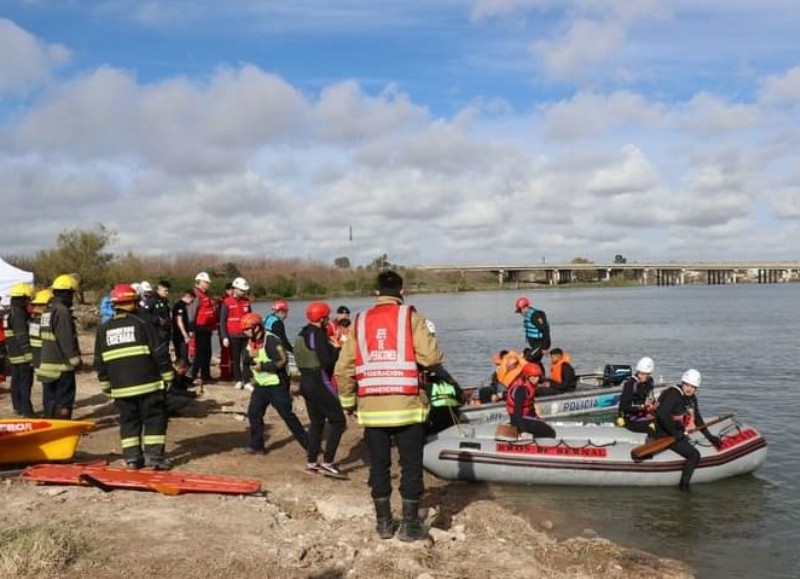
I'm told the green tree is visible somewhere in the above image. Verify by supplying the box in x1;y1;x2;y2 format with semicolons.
35;224;116;293
334;256;351;269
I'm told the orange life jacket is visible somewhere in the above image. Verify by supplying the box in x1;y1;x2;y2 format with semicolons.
493;350;527;387
550;352;572;384
354;304;419;397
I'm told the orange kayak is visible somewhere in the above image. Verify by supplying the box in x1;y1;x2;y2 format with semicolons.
22;463;263;495
0;419;95;465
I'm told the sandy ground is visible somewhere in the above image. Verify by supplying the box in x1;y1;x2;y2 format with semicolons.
0;333;694;578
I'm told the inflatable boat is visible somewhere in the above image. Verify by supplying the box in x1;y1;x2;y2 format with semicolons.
423;417;767;486
0;419;95;464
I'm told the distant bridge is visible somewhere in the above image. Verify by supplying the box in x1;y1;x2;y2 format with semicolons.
418;261;800;286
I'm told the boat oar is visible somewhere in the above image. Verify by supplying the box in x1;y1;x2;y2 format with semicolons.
630;414;735;460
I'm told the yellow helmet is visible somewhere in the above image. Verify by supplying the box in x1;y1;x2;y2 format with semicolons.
9;282;34;298
32;288;53;306
52;274;79;291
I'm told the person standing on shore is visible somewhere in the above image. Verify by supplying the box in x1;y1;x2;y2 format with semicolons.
654;369;722;491
616;356;657;433
95;284;174;470
219;277;252;390
264;300;294;354
335;270;444;542
148;280;173;346
326;305;351;347
171;289;195;362
295;301;347;478
188;272;217;383
514;296;550;368
39;274;81;419
29;288;52;385
240;312;308;454
6;283;35;417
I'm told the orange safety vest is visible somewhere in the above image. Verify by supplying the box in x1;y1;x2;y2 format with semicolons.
550;352;572;384
354;304;419;397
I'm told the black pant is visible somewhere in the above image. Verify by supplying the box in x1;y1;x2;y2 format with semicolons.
230;337;249;383
512;416;556;438
247;382;308;451
115;391;168;462
668;436;701;486
427;406;460;435
10;363;34;416
42;372;76;419
625;420;654;434
191;328;213;380
365;423;426;501
300;374;346;464
172;335;188;363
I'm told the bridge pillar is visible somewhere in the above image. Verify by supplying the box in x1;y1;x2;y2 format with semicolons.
498;269;505;287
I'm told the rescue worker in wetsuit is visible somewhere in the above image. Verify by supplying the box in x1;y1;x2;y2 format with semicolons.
506;361;557;439
240;312;308;454
536;347;577;396
422;320;464;435
264;300;294;354
616;356;657;433
514;296;550;369
95;284;175;470
295;301;347;477
654;369;722;491
219;277;252;390
39;274;81;419
335;270;444;542
5;282;35;417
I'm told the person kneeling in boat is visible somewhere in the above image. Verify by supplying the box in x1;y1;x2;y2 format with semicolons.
507;362;556;439
616;356;657;433
654;369;722;491
95;284;175;470
536;348;577;396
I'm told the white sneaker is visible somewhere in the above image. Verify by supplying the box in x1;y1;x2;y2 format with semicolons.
234;381;244;390
244;383;254;392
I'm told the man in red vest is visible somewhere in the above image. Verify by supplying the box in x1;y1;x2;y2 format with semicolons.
220;277;252;389
188;272;217;383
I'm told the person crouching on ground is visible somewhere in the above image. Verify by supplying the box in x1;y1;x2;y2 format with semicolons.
295;301;347;478
654;369;722;491
94;284;174;470
239;312;308;455
506;362;556;439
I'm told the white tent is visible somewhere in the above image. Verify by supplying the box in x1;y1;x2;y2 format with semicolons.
0;257;34;305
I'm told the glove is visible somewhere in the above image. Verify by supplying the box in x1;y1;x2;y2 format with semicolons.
222;338;230;348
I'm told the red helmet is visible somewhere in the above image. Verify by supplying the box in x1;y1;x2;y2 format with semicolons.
240;312;264;333
272;300;289;313
522;362;542;378
110;284;138;305
306;301;331;323
514;296;530;313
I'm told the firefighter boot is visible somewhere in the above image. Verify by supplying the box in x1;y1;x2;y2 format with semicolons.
398;499;428;542
373;497;396;540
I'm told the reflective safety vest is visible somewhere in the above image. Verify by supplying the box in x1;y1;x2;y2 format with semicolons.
96;313;174;398
38;300;81;381
354;304;419;397
5;302;32;364
223;295;251;336
430;380;460;407
251;332;282;387
29;312;43;370
506;380;536;418
523;307;544;340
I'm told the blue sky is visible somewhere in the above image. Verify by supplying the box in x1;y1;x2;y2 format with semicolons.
2;1;800;266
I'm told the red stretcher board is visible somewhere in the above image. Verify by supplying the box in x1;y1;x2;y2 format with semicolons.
21;463;262;495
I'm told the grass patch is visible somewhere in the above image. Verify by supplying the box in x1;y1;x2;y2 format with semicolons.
0;522;89;577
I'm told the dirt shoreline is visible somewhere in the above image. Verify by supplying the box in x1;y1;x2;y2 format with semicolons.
0;333;693;578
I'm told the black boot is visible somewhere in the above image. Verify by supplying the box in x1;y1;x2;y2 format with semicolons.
373;497;396;539
398;499;427;542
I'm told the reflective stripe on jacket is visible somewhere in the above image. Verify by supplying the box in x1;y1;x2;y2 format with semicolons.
38;298;80;381
251;332;282;387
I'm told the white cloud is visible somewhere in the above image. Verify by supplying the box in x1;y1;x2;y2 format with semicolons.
0;18;71;95
759;66;800;106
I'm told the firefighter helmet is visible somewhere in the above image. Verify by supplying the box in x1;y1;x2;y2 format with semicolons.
9;282;34;298
52;274;79;291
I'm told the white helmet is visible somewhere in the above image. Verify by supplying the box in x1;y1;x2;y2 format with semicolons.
425;319;436;336
635;356;654;374
195;271;211;283
681;369;702;388
139;280;153;294
130;282;141;295
232;277;250;291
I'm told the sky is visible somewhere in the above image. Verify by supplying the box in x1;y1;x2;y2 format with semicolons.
2;0;800;267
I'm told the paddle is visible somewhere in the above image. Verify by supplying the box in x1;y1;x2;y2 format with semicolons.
630;414;735;460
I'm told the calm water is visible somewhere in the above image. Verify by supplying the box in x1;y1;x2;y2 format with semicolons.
274;284;799;579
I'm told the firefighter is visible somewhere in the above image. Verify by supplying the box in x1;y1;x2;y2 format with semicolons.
29;288;52;381
335;270;445;542
39;274;82;419
94;283;175;470
6;282;35;416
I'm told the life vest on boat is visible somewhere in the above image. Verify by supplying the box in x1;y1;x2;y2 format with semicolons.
493;350;527;387
506;380;536;418
194;288;218;330
549;352;572;385
354;304;419;397
222;295;251;336
523;308;544;340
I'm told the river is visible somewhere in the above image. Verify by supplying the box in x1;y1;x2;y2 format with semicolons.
274;283;798;579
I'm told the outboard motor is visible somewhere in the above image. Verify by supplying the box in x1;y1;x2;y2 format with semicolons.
602;364;632;387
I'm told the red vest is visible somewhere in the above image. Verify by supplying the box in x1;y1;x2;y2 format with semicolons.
354;304;419;397
223;295;251;335
194;289;218;329
506;380;536;418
